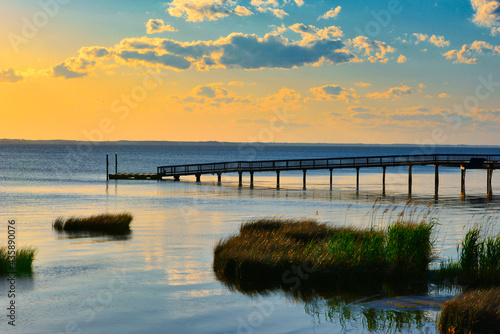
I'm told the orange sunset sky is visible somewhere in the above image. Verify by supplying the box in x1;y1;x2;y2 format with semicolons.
1;0;500;144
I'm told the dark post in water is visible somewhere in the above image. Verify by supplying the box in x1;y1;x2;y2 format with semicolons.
106;153;109;180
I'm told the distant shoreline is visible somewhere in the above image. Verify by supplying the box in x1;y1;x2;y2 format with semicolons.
1;138;500;148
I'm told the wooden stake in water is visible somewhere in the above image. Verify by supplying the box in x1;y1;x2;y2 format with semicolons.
115;152;118;174
106;153;109;180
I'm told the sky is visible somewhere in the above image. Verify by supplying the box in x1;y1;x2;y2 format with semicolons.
1;0;500;144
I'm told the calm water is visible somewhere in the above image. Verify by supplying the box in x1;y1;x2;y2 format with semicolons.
1;142;500;334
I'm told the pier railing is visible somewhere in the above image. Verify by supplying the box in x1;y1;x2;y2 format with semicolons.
157;154;500;177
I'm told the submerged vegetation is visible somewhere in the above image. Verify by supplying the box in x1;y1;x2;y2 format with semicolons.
0;246;37;275
53;213;133;234
439;227;500;286
439;288;500;334
213;218;436;292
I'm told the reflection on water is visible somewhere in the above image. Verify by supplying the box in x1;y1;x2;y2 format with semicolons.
54;230;133;242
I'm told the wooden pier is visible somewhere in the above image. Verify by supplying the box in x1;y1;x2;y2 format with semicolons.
109;154;500;197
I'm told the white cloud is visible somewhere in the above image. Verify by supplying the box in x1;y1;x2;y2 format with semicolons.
251;0;288;18
412;33;450;47
349;36;395;63
146;19;177;34
167;0;249;22
318;6;341;20
397;55;407;63
470;0;500;27
443;40;500;64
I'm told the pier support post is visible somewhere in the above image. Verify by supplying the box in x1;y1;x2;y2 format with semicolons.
106;153;109;180
115;152;118;174
238;171;243;187
217;173;222;184
461;166;466;197
302;170;307;189
195;174;201;182
408;165;413;196
382;166;386;195
434;164;439;198
487;169;493;197
329;168;333;190
250;171;254;188
356;167;360;191
173;175;180;181
276;171;280;189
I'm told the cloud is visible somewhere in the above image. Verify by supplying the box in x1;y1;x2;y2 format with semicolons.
397;55;407;63
310;85;358;102
366;85;416;100
0;68;23;83
289;23;343;45
348;106;375;113
250;0;288;18
169;82;253;111
492;27;500;35
438;93;451;98
349;36;395;63
49;26;357;78
167;0;252;22
318;6;341;20
443;40;500;63
354;82;371;87
470;0;500;27
146;19;177;34
412;33;450;47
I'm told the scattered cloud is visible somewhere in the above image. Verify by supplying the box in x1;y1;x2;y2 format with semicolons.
0;68;23;83
366;85;416;100
167;0;252;22
397;55;407;63
412;33;450;47
289;23;343;44
438;93;451;98
146;19;177;34
470;0;500;27
443;40;500;63
310;84;358;103
349;36;395;63
250;0;288;18
354;82;371;87
318;6;341;20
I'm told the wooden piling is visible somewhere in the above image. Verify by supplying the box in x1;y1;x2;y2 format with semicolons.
106;153;109;180
461;166;466;197
302;170;307;189
115;152;118;174
408;165;413;195
250;171;254;187
238;171;243;187
487;168;493;197
276;171;280;189
196;174;201;182
217;173;222;183
356;167;360;190
329;168;333;189
434;164;439;198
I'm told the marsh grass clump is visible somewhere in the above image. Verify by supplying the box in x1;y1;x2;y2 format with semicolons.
439;288;500;334
439;228;500;286
0;246;37;276
213;218;435;292
53;213;133;234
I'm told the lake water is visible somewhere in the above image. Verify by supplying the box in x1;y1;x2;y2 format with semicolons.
1;142;500;333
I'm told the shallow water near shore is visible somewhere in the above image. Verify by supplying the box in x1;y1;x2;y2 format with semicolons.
1;143;500;333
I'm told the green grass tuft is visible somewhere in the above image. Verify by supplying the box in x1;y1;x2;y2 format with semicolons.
0;246;37;276
439;227;500;286
53;213;133;234
439;287;500;334
213;218;435;293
